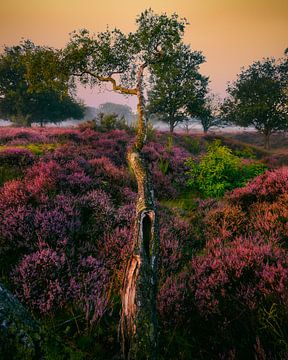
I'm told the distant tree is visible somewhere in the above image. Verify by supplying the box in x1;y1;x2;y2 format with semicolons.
64;8;190;358
0;40;84;126
197;93;222;133
221;53;288;149
147;44;208;132
97;102;136;123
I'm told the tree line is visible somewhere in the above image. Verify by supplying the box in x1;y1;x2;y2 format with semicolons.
0;27;287;148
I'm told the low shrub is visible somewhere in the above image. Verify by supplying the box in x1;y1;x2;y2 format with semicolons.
185;140;266;198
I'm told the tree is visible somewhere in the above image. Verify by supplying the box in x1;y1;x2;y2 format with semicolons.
0;40;84;126
64;9;189;358
147;43;208;132
197;92;222;133
221;53;288;149
97;102;136;124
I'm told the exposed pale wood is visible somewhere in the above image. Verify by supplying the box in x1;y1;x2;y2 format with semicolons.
120;63;159;360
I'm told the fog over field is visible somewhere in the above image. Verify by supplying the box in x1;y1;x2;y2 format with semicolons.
0;118;254;133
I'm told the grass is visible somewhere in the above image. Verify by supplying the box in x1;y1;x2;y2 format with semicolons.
161;190;198;214
0;143;59;155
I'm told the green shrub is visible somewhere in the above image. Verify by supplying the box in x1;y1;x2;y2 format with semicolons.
185;140;266;198
158;156;170;175
165;135;174;153
0;166;20;186
183;136;200;154
241;161;267;182
79;114;131;133
26;143;58;156
234;145;256;159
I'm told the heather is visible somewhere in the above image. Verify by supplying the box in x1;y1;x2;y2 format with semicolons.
0;126;287;359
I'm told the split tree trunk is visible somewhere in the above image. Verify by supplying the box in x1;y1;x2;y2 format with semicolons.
120;64;159;360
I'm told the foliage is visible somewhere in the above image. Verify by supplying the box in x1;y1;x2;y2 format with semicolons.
147;43;208;132
182;135;201;154
221;53;288;149
0;147;34;185
185;140;266;198
158;167;288;358
80;113;130;132
0;40;84;126
96;102;136;124
64;9;189;91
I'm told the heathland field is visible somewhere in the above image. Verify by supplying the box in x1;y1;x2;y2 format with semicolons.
1;125;288;359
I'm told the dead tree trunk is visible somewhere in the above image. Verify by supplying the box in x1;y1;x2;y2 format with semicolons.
120;64;159;360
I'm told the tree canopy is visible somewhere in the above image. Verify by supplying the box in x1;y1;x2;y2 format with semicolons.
0;40;84;126
64;9;189;93
221;52;288;149
147;43;208;132
96;102;136;123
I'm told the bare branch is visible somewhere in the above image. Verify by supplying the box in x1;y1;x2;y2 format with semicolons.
72;70;137;95
98;76;137;95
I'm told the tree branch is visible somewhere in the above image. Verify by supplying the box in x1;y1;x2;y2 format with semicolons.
98;76;137;95
72;70;137;95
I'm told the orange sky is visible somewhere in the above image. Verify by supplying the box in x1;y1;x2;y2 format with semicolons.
1;0;287;109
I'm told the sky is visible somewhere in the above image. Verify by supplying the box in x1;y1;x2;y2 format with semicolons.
1;0;287;110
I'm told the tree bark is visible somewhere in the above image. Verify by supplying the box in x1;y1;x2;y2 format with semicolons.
120;64;159;360
169;118;176;133
264;131;271;150
79;63;159;359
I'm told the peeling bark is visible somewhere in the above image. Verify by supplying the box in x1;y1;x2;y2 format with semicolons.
120;64;159;359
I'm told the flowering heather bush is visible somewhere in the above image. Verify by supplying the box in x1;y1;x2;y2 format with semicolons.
157;167;288;358
48;144;96;163
229;166;288;206
70;256;110;329
0;147;34;167
0;204;35;258
157;271;189;324
0;128;49;145
203;203;246;241
57;158;93;194
115;203;136;228
34;194;81;245
78;189;115;242
189;237;288;316
13;246;69;314
89;157;134;201
143;141;191;198
13;248;110;328
249;193;288;244
25;161;61;203
158;236;288;357
89;130;130;165
50;130;82;144
159;214;194;276
198;167;288;248
98;227;133;287
0;179;29;207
